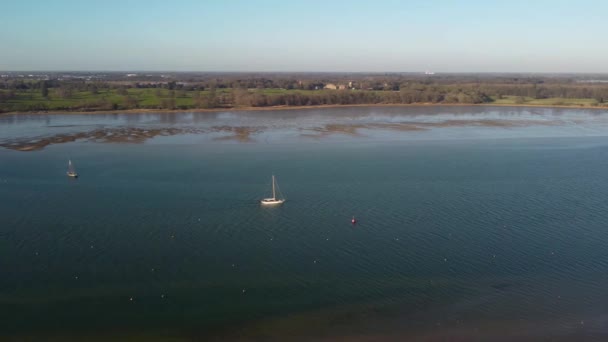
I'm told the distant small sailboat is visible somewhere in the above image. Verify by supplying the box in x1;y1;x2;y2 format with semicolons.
261;175;285;205
66;159;78;178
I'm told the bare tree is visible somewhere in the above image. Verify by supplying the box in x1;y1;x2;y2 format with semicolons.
160;98;176;109
123;96;139;108
206;86;217;108
233;88;251;106
40;82;48;98
117;87;128;96
57;87;73;99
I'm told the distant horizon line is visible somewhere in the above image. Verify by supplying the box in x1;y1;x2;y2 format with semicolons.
2;70;608;75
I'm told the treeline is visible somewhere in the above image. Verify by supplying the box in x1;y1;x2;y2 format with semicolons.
2;78;608;100
480;83;607;101
1;77;608;113
232;86;492;107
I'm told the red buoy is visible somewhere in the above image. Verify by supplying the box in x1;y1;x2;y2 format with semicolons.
351;216;357;224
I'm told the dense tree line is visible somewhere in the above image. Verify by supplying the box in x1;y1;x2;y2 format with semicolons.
1;75;608;113
231;87;491;107
2;79;607;100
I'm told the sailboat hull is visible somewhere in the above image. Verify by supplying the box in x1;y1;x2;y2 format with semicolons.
261;175;284;205
67;160;77;178
261;198;285;205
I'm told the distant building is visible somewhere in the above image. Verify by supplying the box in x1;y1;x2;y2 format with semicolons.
126;74;138;77
324;83;348;90
424;71;435;75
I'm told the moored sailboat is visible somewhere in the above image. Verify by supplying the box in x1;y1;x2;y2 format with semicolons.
261;175;285;205
67;159;78;178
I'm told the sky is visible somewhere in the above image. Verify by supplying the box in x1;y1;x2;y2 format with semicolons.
1;0;607;72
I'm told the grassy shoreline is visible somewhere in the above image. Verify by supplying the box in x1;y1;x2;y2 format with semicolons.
1;101;607;116
2;86;607;115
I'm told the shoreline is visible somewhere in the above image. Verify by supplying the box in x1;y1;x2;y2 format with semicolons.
2;102;607;116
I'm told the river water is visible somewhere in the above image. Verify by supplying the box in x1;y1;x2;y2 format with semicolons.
2;106;608;341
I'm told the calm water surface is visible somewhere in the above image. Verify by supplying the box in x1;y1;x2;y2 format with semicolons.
2;106;608;341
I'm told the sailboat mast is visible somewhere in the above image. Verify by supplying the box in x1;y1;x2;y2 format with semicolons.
272;175;276;199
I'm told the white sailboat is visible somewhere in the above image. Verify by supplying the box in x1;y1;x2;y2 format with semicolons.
261;175;285;205
67;159;78;178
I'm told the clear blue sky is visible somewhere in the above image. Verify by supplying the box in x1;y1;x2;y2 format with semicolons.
2;0;607;72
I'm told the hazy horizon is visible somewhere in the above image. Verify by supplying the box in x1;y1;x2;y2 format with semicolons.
2;0;608;73
3;70;608;75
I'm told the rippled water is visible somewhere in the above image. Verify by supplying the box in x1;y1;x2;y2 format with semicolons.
2;106;608;341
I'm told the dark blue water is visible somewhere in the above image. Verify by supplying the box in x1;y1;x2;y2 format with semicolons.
2;107;608;341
